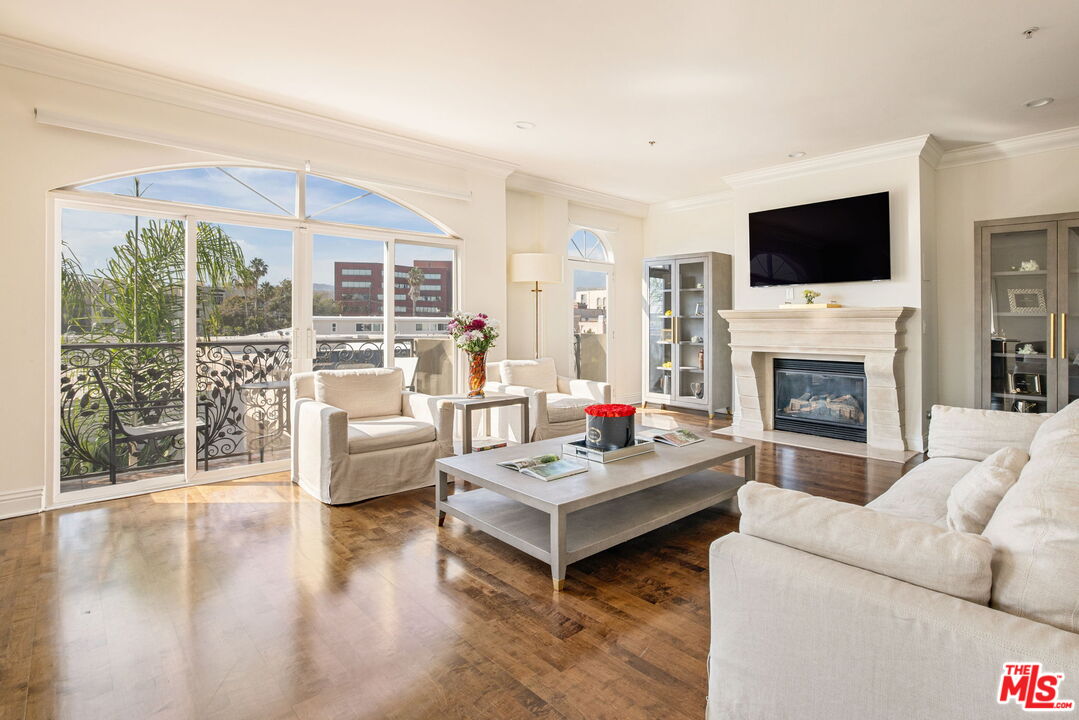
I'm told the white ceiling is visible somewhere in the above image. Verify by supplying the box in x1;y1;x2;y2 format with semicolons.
2;0;1078;203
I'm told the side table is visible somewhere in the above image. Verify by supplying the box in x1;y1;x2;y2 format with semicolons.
451;394;529;454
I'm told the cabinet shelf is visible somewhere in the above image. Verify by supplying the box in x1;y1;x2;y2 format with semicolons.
976;213;1079;415
644;251;731;414
992;392;1048;401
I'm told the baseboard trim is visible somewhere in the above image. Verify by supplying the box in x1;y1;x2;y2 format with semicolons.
0;487;44;520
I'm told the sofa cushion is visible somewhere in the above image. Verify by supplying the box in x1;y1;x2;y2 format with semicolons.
982;398;1079;633
500;358;558;393
545;393;593;423
865;457;978;526
927;404;1049;461
737;482;995;603
346;415;436;454
946;447;1028;534
315;368;403;419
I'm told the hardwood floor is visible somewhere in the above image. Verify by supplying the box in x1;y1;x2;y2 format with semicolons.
0;409;923;720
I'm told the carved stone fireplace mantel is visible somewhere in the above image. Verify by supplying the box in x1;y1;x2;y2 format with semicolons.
717;307;915;453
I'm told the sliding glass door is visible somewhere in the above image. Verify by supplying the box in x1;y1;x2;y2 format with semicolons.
59;208;189;493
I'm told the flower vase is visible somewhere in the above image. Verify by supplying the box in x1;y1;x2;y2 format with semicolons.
467;351;487;398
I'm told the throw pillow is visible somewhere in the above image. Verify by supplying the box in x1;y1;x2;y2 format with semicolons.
500;358;559;392
314;368;403;419
945;446;1028;534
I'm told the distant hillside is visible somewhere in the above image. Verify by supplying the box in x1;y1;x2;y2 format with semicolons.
313;283;335;295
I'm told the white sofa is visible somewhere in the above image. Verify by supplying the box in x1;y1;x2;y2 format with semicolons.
483;357;611;441
290;368;453;504
708;401;1079;720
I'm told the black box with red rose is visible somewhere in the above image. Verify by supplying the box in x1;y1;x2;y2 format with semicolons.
584;404;637;451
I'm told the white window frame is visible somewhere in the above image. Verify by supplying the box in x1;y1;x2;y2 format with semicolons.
566;226;614;383
46;166;462;510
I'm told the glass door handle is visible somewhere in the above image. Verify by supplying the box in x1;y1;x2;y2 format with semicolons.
1062;313;1067;360
1050;313;1056;360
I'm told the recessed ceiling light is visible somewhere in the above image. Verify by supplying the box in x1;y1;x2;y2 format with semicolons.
787;151;806;158
514;121;536;130
1025;97;1054;109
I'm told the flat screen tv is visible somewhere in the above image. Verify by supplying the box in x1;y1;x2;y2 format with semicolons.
748;191;891;287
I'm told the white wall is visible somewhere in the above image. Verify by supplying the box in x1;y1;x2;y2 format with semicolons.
0;64;510;515
506;190;644;403
645;155;933;450
935;146;1079;406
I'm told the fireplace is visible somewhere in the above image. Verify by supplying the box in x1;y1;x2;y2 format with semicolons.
773;359;867;442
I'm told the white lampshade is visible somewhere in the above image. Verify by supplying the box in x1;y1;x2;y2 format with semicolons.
509;253;563;284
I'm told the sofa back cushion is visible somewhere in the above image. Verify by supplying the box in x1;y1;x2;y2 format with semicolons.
927;404;1049;461
314;368;403;419
500;358;558;392
737;482;995;604
982;399;1079;632
946;447;1028;534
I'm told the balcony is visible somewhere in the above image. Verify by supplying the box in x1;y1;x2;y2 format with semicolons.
59;334;453;490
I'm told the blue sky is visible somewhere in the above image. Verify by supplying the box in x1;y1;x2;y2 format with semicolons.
66;168;450;287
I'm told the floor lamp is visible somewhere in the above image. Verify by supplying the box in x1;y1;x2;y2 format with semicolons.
510;253;563;359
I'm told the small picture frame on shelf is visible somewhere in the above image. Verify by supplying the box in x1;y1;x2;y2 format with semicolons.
660;328;673;343
1007;288;1047;314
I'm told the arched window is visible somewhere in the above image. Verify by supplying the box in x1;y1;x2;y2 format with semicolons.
55;164;457;501
567;228;611;383
567;228;610;262
77;166;447;234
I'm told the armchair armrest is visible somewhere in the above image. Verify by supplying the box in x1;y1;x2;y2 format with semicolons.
708;532;1079;720
295;398;348;460
556;376;612;403
402;391;454;451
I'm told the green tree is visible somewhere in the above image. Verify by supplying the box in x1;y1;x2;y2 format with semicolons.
407;266;424;315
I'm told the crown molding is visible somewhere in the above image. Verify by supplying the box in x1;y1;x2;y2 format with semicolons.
722;135;933;188
507;172;648;218
938;125;1079;169
0;34;517;177
920;134;945;168
650;190;734;214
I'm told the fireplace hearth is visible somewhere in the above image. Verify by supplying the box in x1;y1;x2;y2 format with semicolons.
773;359;867;442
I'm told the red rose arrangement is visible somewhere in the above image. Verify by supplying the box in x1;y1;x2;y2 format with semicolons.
584;404;636;418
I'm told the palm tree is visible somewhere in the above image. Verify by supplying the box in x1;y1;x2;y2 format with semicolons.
407;266;424;315
248;257;268;314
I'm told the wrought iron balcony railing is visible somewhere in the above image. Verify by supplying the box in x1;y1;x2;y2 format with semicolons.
59;336;437;482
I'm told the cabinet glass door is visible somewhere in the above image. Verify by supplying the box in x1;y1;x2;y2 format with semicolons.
646;262;673;398
983;224;1058;413
1061;222;1079;407
675;259;707;405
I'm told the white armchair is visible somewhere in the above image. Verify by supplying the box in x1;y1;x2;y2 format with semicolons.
290;367;453;505
484;358;612;442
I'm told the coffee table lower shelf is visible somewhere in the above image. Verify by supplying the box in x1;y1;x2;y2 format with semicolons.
441;469;743;574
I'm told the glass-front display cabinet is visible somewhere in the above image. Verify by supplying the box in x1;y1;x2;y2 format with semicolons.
642;251;732;417
975;213;1079;413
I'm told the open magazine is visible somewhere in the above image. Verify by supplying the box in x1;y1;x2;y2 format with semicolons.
497;454;587;481
638;428;705;447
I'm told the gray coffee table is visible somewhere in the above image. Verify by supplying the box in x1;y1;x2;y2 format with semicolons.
435;432;755;590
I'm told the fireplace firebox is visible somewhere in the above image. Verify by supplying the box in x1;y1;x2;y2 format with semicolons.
773;359;867;442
